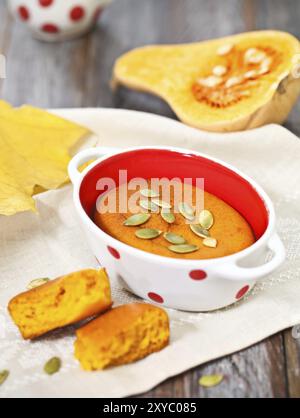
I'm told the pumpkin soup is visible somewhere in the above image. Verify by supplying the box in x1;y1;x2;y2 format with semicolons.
93;181;255;260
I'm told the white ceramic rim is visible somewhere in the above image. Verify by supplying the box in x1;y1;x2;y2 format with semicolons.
70;146;276;268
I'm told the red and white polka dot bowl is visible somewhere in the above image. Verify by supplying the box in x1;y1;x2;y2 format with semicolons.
8;0;112;42
68;146;286;312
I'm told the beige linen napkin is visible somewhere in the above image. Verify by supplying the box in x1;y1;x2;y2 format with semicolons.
0;108;300;398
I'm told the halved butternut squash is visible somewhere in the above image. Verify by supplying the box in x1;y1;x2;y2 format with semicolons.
113;31;300;132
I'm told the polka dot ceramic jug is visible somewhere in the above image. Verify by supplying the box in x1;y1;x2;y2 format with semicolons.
8;0;112;41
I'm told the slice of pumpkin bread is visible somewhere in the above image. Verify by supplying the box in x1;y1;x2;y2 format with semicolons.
8;269;112;340
74;303;169;371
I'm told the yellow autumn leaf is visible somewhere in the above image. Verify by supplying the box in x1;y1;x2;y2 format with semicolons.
0;101;91;216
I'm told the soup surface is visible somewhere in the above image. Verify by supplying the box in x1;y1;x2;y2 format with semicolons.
93;181;255;260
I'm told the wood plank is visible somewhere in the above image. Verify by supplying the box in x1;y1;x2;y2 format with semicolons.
0;2;12;95
284;328;300;398
139;333;287;398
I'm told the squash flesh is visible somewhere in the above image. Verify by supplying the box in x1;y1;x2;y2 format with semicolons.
114;31;300;131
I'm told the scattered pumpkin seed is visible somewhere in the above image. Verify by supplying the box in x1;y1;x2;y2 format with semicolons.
190;224;210;239
26;277;50;290
164;232;186;245
161;210;175;224
199;374;224;388
140;188;160;198
178;202;195;221
0;370;9;386
135;228;161;240
123;213;151;226
168;244;199;254
44;357;61;376
151;198;172;209
203;237;218;248
199;210;214;230
139;200;159;212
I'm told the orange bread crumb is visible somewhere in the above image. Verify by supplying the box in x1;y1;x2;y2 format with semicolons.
8;269;112;340
74;303;170;371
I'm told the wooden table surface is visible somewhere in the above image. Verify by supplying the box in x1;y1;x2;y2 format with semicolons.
0;0;299;398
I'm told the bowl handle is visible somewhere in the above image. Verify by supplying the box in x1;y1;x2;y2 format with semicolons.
219;233;285;282
68;147;120;185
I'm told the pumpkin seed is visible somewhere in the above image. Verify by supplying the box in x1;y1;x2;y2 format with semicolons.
135;228;161;240
168;244;199;254
139;200;159;212
190;224;210;239
199;210;214;230
178;202;195;221
44;357;61;376
203;237;218;248
140;188;159;198
217;43;233;56
123;213;151;226
151;198;172;209
0;370;9;386
164;232;186;245
26;278;50;290
225;76;243;88
199;374;223;388
198;75;222;88
161;210;175;224
212;65;227;77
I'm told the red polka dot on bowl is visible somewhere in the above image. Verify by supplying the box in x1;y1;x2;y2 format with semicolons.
18;6;30;21
70;6;85;21
107;246;120;260
41;23;60;33
236;285;250;300
39;0;54;7
189;270;207;280
148;292;164;304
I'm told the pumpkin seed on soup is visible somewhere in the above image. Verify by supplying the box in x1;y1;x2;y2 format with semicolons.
178;202;195;221
151;198;172;209
164;232;186;245
168;244;199;254
26;278;50;290
139;200;159;212
135;228;161;240
140;188;159;198
190;224;210;239
161;210;175;224
123;213;151;226
44;357;61;376
199;210;214;230
0;370;9;386
203;237;217;248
